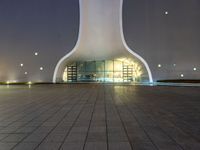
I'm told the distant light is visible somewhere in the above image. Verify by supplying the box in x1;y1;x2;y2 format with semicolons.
25;72;28;75
20;63;24;67
34;52;38;56
193;67;197;71
158;64;162;68
165;11;168;15
181;74;184;77
28;81;32;85
173;64;176;67
6;81;10;84
40;67;43;71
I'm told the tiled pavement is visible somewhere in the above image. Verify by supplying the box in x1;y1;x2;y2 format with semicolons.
0;84;200;150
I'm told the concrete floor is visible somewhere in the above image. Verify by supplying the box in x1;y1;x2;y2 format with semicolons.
0;84;200;150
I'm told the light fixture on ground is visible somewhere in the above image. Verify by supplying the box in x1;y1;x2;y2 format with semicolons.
53;0;153;83
28;81;32;85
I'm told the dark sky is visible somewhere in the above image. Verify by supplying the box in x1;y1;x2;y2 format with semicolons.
0;0;200;82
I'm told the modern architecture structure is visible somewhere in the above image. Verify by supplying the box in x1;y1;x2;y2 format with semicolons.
53;0;153;83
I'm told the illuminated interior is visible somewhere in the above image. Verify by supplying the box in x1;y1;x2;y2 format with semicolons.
62;58;147;83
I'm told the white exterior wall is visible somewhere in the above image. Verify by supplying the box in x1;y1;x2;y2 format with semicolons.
53;0;153;83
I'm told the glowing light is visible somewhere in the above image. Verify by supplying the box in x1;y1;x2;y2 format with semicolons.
6;80;17;84
40;67;43;71
34;52;38;56
173;64;176;67
25;72;28;75
63;58;143;83
116;58;143;79
193;68;197;71
63;68;68;82
158;64;162;68
181;74;184;77
28;81;32;85
165;11;168;15
20;63;24;67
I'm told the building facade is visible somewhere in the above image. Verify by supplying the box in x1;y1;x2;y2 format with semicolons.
53;0;153;83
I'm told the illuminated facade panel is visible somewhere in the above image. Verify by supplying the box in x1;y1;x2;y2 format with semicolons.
62;58;147;83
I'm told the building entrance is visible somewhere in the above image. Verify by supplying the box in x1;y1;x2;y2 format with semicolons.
63;58;145;83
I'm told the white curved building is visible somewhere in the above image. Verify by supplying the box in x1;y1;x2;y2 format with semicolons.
53;0;153;83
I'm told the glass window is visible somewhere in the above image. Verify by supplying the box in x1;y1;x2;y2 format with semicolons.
105;60;113;71
85;61;95;72
113;71;123;82
96;61;105;72
114;60;122;72
96;72;105;82
63;58;144;83
77;62;85;72
105;72;113;82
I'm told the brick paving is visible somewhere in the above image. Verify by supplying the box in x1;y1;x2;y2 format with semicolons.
0;84;200;150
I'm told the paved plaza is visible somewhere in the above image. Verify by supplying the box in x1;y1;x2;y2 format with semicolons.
0;84;200;150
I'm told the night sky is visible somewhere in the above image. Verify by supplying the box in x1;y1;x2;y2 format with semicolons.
0;0;199;82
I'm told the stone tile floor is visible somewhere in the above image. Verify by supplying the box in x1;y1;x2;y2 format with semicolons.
0;84;200;150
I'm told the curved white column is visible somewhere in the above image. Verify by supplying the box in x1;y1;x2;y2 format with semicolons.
53;0;153;83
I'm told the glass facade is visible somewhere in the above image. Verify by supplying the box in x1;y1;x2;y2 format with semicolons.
62;58;146;83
